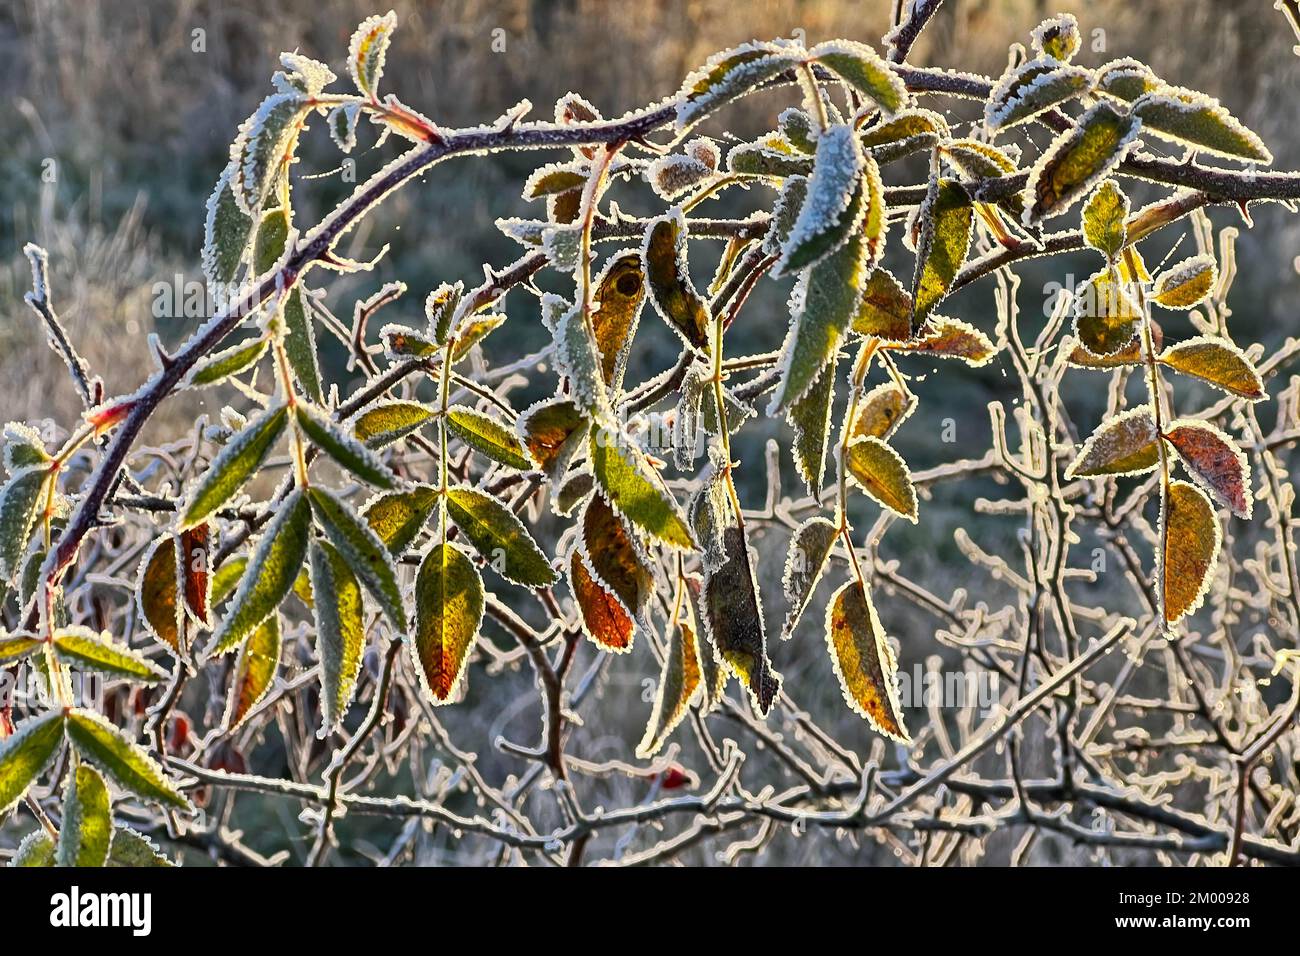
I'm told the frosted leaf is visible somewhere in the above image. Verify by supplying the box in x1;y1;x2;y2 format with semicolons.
0;466;50;584
1161;480;1220;624
518;396;586;486
579;495;654;626
676;41;803;131
1158;335;1264;400
726;141;811;178
844;436;918;522
569;549;634;653
647;154;714;201
539;291;568;335
542;224;582;272
1065;407;1159;479
1073;267;1141;356
230;93;308;216
809;39;908;114
1081;179;1129;261
224;613;281;732
1029;13;1081;61
424;281;462;345
984;56;1093;133
448;487;558;589
778;108;816;153
775;124;864;276
674;366;706;470
685;138;721;170
201;165;254;288
825;578;909;741
278;52;337;96
589;251;646;391
860;108;948;165
588;424;695;550
781;516;837;639
787;355;837;494
3;422;49;474
852;268;912;340
1094;58;1161;102
635;608;704;757
1152;255;1217;309
348;11;397;98
852;382;915;440
642;210;710;350
554;302;610;418
522;160;587;201
328;102;361;153
1023;101;1141;224
941;138;1026;221
909;178;974;331
555;91;601;125
495;216;547;248
1133;87;1271;163
1164;419;1252;518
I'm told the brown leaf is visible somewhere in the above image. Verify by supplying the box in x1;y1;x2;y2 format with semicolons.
590;252;646;391
179;522;212;629
136;536;182;654
1162;480;1220;623
1163;420;1252;518
892;316;995;366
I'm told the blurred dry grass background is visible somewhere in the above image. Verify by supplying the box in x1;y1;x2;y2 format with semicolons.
1;0;1298;864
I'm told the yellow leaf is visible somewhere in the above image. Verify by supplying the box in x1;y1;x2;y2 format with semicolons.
844;436;918;522
1162;480;1220;624
1158;336;1264;400
826;579;909;741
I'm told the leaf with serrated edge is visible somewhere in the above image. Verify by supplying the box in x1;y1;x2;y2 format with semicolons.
56;764;112;868
853;382;915;440
295;404;396;488
309;537;366;732
354;400;435;449
1158;336;1264;400
208;489;311;655
675;42;803;131
570;550;634;652
1073;267;1141;357
202;166;253;287
10;830;55;867
447;487;557;588
137;536;182;653
776;124;864;276
782;516;838;639
108;826;174;867
4;421;50;474
810;39;907;113
853;268;913;340
554;300;611;417
0;466;48;583
180;522;213;628
0;633;41;666
1031;13;1081;60
1024;101;1142;224
894;316;995;366
845;436;918;521
1133;88;1272;164
636;611;705;758
1152;255;1217;310
308;487;405;631
788;355;837;495
985;57;1092;132
412;542;483;703
1162;480;1220;624
348;11;397;98
1066;407;1160;478
1164;420;1252;518
224;613;281;732
53;625;167;683
65;709;189;809
189;336;268;386
362;484;438;554
211;556;247;607
446;406;534;472
826;579;910;741
910;178;973;331
0;711;65;815
589;425;695;549
1082;179;1129;261
590;252;646;391
181;404;288;528
518;397;586;485
581;495;653;624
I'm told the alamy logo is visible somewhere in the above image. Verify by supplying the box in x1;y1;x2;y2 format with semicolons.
49;886;152;936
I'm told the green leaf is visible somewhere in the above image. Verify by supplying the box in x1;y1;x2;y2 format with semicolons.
589;425;695;549
827;578;910;741
308;487;406;632
65;709;189;810
1073;267;1141;357
56;764;112;868
0;711;65;815
452;313;506;364
844;436;918;521
788;355;837;495
676;42;803;131
53;626;167;683
224;613;281;732
189;336;268;387
635;611;705;758
208;488;311;655
553;299;611;417
1065;407;1159;478
295;404;396;489
362;484;439;554
254;206;291;273
446;487;557;588
1159;336;1265;400
725;141;811;178
781;516;839;638
768;224;868;414
381;324;439;360
910;178;973;332
412;542;484;703
353;400;436;449
1152;255;1217;310
1030;13;1082;61
425;282;464;346
984;57;1092;132
1094;58;1160;102
108;826;174;867
231;93;306;216
181;403;288;529
283;288;324;402
0;632;41;666
446;406;534;472
1133;88;1272;164
9;830;55;867
211;556;248;606
202;165;254;287
642;212;711;350
523;161;587;200
940;139;1027;222
810;39;908;113
348;11;397;98
775;124;865;276
590;252;647;391
0;466;48;583
860;109;948;165
1024;100;1142;224
1081;179;1129;261
4;421;51;474
309;539;365;733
